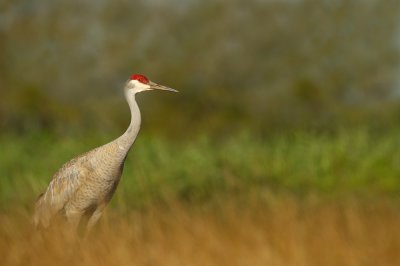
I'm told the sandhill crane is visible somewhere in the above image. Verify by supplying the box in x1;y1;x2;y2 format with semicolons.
33;74;177;233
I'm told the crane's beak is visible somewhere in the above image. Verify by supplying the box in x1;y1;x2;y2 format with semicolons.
149;81;178;92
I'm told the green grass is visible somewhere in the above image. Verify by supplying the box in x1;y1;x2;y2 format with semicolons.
1;128;400;211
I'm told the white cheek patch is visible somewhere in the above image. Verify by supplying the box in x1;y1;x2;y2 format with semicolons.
129;80;151;92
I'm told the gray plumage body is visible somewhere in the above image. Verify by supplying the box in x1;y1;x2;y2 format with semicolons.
33;76;176;233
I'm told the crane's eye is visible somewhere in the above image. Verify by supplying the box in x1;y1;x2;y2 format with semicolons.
130;74;149;84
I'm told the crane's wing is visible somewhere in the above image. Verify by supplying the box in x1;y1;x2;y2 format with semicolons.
33;153;93;228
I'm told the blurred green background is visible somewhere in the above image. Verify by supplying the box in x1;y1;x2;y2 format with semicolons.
1;0;400;137
1;0;400;209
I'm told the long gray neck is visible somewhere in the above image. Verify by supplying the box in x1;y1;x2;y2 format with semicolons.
116;89;141;154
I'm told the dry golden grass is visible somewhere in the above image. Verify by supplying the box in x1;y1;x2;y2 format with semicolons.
1;199;399;266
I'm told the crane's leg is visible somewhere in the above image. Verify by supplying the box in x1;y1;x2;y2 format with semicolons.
65;209;82;233
84;206;104;238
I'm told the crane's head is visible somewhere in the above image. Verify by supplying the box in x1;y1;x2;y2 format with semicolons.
126;74;178;94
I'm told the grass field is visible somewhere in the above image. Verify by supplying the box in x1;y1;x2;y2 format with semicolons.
1;129;400;265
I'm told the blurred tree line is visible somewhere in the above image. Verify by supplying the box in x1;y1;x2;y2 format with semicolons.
1;0;400;137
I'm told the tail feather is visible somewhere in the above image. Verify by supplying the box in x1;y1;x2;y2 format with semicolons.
33;192;50;229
